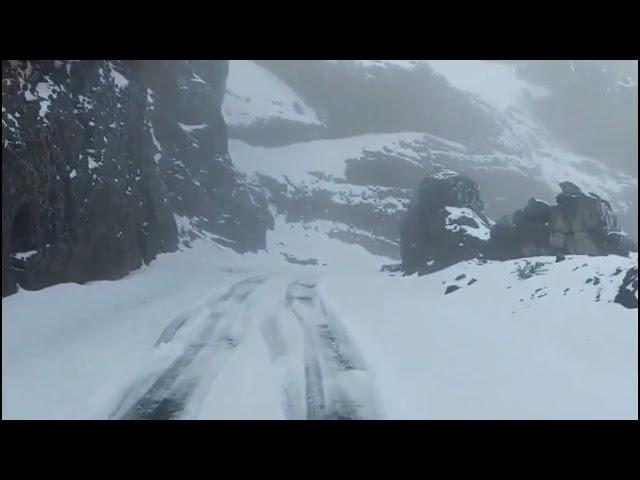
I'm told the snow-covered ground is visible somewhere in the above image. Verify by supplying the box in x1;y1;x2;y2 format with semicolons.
3;221;637;420
222;60;322;128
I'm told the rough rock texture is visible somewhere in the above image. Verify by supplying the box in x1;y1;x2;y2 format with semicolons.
2;60;271;297
487;181;636;260
400;171;492;275
488;199;554;259
400;174;635;276
137;60;272;252
550;182;631;255
614;267;638;309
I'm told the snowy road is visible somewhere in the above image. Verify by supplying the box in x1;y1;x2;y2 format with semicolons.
3;244;636;420
108;275;380;420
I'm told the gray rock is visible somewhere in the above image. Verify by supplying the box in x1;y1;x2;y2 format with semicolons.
487;182;636;260
444;284;461;295
400;171;491;275
614;267;638;309
2;60;271;297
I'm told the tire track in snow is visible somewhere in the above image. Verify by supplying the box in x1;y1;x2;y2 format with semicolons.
277;279;380;420
110;275;267;420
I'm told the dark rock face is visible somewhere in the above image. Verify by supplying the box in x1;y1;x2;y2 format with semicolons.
400;171;491;275
549;182;631;256
444;285;461;295
2;60;177;296
614;267;638;309
487;198;554;259
227;118;327;147
487;181;636;260
2;60;271;297
138;60;273;253
399;174;635;276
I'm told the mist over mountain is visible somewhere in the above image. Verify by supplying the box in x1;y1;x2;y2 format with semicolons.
508;60;638;176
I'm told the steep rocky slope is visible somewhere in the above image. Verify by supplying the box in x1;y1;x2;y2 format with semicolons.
2;60;271;297
225;60;637;264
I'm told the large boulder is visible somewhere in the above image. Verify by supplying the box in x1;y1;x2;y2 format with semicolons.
487;181;636;260
400;171;492;275
549;182;630;255
486;198;554;259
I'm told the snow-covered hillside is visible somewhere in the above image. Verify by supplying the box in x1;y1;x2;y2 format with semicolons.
223;60;322;128
222;60;326;146
424;60;550;111
3;229;637;419
225;60;637;259
228;131;636;260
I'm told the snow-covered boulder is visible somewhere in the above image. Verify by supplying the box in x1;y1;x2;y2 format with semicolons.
400;171;492;274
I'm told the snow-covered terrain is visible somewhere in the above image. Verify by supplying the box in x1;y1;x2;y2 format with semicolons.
3;224;637;419
2;60;637;421
222;60;322;128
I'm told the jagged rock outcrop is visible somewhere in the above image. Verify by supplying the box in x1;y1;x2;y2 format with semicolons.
487;181;636;260
400;171;492;275
399;174;635;276
614;267;638;309
2;60;271;297
137;60;272;252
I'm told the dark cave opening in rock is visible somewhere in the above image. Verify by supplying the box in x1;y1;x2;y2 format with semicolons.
10;202;36;254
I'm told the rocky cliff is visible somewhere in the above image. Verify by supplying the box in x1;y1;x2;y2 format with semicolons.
2;60;271;297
